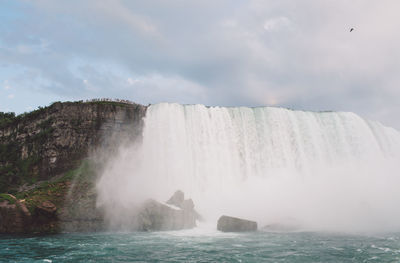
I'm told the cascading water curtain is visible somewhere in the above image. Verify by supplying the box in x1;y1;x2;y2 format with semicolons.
97;103;400;232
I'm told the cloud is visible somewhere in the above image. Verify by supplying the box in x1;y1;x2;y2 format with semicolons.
7;94;15;99
263;16;291;32
0;0;400;128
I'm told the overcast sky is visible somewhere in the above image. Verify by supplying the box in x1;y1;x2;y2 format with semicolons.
1;0;399;129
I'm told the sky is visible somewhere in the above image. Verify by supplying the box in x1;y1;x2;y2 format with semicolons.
0;0;399;129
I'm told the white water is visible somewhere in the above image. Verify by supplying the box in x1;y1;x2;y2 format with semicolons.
97;103;400;233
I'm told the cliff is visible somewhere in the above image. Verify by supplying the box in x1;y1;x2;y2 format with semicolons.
0;100;147;233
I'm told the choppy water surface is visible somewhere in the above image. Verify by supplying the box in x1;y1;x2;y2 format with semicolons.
1;230;400;262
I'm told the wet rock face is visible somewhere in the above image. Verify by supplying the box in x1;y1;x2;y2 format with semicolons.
217;215;258;232
37;201;57;216
0;194;31;233
137;191;200;231
0;194;62;233
0;202;23;233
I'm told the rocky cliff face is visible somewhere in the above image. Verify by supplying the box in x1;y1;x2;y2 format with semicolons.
0;101;147;233
0;101;146;192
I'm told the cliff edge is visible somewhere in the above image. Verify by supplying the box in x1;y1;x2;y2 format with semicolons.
0;100;147;233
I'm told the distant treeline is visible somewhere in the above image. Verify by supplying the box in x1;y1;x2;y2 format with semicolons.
0;112;16;127
0;98;136;115
0;98;137;128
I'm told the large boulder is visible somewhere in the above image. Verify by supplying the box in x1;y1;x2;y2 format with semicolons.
166;190;185;208
217;215;257;232
137;190;200;231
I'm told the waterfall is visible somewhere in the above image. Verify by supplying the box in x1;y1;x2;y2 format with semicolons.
97;103;400;232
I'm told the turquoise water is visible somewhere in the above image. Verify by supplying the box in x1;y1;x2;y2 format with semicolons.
1;230;400;262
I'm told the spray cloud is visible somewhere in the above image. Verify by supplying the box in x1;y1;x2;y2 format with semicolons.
97;103;400;233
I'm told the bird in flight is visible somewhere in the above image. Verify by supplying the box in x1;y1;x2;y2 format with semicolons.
350;28;354;32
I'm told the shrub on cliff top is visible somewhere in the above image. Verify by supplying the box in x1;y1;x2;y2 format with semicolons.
0;112;16;128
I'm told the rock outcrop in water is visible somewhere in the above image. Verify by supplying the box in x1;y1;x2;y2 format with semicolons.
137;191;200;231
166;190;185;207
217;215;258;232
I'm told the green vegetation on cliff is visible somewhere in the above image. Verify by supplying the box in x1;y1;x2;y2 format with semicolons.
16;159;96;214
0;112;16;128
0;145;41;192
0;106;52;130
0;159;99;234
0;193;16;204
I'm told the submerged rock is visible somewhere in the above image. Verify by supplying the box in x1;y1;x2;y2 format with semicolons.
137;190;200;231
263;218;302;232
217;215;257;232
262;223;300;232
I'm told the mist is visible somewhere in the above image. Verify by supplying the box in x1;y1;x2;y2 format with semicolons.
96;103;400;233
